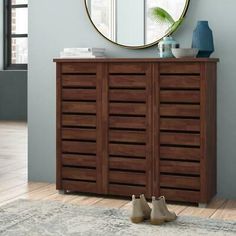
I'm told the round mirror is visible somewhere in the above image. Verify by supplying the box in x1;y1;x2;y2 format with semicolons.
85;0;190;49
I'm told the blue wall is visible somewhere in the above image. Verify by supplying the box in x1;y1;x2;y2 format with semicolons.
28;0;236;198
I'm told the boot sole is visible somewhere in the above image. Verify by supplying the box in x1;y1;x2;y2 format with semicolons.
164;218;177;222
164;215;177;222
150;219;165;225
130;217;144;224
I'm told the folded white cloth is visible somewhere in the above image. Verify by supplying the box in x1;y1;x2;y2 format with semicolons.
60;52;105;58
63;48;105;53
60;48;106;58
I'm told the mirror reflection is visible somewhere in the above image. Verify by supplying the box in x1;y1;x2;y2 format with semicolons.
85;0;189;48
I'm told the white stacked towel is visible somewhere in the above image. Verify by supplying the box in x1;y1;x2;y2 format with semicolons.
60;48;106;58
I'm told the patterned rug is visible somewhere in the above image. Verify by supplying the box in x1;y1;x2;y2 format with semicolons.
0;199;235;236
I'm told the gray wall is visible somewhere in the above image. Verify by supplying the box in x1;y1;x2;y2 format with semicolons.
0;71;27;120
0;0;27;121
117;0;144;46
28;0;236;198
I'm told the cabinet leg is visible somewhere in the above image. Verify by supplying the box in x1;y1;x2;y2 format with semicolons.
198;203;207;208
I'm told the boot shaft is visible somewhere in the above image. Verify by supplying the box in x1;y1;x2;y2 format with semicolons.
131;195;144;218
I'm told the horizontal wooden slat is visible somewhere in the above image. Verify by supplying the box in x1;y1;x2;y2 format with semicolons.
109;90;146;102
62;180;97;193
62;154;96;168
62;128;96;141
160;104;200;117
160;175;200;190
62;75;96;88
160;132;200;146
160;188;200;203
160;75;200;89
62;63;97;74
109;157;146;171
160;160;200;175
109;75;146;88
109;184;147;196
109;144;146;157
160;118;200;132
109;63;147;73
109;171;146;185
160;63;200;74
160;146;200;161
62;167;96;181
62;141;96;154
62;102;96;114
109;116;146;129
62;89;96;101
109;130;146;144
160;91;200;103
62;115;96;127
109;103;146;115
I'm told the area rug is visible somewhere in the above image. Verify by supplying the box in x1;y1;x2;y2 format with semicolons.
0;199;235;236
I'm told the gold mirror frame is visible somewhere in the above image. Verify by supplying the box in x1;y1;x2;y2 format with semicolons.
84;0;190;49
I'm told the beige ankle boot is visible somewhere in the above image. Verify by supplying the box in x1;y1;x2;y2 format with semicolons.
130;195;144;223
150;197;166;225
158;196;177;222
140;194;151;220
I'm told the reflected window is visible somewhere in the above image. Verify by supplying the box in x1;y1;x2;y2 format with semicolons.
87;0;116;41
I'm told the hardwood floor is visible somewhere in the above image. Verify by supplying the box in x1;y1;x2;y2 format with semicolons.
0;121;235;221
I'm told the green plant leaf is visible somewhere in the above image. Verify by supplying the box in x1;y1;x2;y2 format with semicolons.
149;7;175;25
166;18;184;34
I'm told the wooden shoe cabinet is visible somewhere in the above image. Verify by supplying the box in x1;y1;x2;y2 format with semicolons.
54;58;218;205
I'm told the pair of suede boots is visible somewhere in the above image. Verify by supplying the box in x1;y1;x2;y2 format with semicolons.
131;195;177;225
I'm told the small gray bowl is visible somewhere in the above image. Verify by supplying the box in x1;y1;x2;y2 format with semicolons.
172;48;199;58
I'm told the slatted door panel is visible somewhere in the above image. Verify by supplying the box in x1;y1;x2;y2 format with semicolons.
108;63;152;197
158;63;201;203
57;63;103;194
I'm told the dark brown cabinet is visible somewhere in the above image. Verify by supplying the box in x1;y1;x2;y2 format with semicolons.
54;58;218;205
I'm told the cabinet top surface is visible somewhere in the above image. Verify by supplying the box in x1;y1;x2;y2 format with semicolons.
53;58;219;63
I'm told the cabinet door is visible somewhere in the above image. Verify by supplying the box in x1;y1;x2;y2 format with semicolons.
106;63;153;197
156;62;201;203
56;62;105;194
